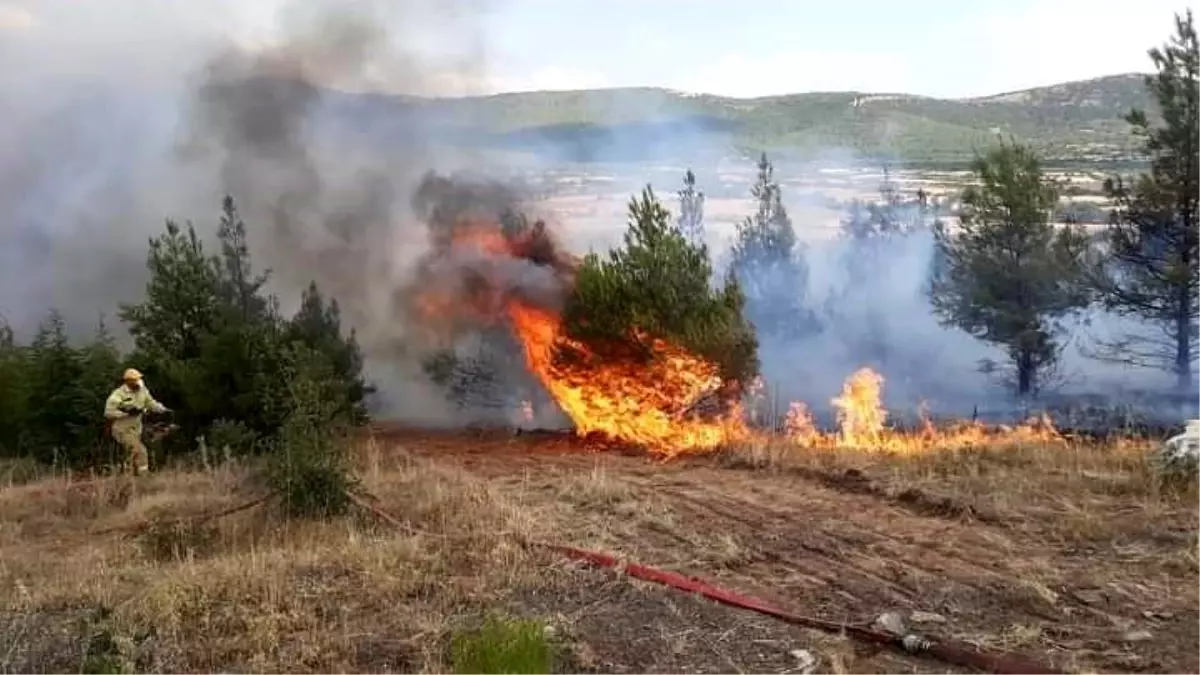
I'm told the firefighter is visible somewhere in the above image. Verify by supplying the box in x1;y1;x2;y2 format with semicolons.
103;368;170;475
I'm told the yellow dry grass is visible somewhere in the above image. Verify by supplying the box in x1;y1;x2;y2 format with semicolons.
1;431;1196;673
0;446;555;673
720;435;1198;545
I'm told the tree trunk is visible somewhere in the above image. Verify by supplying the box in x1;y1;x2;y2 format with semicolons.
1175;285;1193;393
1016;350;1035;397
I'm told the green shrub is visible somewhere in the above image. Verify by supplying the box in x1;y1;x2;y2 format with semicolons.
261;345;359;519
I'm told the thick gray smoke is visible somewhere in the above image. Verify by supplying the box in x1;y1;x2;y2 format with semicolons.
0;0;535;425
174;1;562;424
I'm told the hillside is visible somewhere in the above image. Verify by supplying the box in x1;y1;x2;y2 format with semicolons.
321;73;1156;165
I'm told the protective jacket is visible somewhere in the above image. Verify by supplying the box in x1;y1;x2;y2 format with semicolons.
104;383;167;438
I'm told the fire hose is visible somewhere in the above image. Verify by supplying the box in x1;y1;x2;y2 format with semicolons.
344;490;1063;675
91;488;1063;674
538;543;1062;675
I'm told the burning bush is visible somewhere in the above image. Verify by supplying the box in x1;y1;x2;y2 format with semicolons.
561;185;759;388
405;176;757;454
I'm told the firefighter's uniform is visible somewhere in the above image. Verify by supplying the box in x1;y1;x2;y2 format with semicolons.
103;369;168;475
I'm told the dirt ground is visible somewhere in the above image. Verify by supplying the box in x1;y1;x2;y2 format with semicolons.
1;428;1196;673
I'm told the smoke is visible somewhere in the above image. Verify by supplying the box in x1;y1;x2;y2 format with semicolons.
0;0;540;425
0;0;1188;432
713;155;1191;425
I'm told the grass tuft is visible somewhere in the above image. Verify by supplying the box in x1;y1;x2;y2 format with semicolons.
449;614;555;675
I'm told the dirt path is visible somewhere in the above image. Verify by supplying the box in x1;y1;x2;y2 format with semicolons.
381;429;1198;674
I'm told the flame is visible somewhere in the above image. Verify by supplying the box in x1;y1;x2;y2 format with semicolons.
507;302;747;456
783;367;1065;453
410;212;1068;458
831;367;887;447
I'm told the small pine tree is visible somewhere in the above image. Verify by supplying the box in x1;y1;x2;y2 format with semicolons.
120;220;222;362
288;281;373;424
563;185;759;386
677;169;706;245
77;317;123;467
0;321;29;457
24;310;89;464
730;152;819;340
929;139;1091;396
216;195;271;322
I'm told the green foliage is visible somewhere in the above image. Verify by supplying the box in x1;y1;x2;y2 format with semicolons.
287;281;373;424
119;196;372;457
0;321;29;456
2;312;119;467
677;168;705;244
263;344;358;519
449;615;555;675
418;75;1152;164
205;418;261;457
729;153;820;341
929;139;1091;396
1089;11;1199;390
3;195;373;470
562;184;759;386
79;607;129;675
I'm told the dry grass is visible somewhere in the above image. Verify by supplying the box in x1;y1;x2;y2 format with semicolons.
719;435;1198;546
3;431;1197;673
0;445;562;673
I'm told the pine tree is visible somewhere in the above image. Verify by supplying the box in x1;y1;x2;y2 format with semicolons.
216;195;271;322
77;317;123;467
0;320;29;457
1090;11;1199;390
119;220;222;362
288;281;373;424
564;185;759;385
729;152;818;340
677;169;706;245
929;140;1091;396
24;310;90;464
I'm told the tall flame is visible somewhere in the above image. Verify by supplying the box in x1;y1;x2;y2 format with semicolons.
507;302;747;456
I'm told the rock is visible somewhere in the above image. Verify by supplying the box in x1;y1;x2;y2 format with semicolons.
1122;629;1153;643
910;610;947;624
873;611;907;636
1071;589;1106;606
789;648;817;674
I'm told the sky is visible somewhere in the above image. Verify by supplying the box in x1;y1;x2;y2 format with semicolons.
0;0;1192;98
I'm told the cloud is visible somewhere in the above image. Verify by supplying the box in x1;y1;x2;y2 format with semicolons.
0;3;36;30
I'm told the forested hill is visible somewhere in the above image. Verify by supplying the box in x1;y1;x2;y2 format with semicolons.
313;73;1154;165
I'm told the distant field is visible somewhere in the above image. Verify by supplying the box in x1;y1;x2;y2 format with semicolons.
534;163;1118;252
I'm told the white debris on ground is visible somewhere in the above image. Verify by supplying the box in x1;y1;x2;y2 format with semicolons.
1151;419;1200;477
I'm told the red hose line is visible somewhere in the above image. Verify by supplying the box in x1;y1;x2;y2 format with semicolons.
345;489;1063;675
539;542;1063;675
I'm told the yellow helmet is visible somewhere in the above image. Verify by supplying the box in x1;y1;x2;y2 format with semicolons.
122;368;143;382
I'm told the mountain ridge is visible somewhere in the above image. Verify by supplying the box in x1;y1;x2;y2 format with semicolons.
309;73;1156;165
